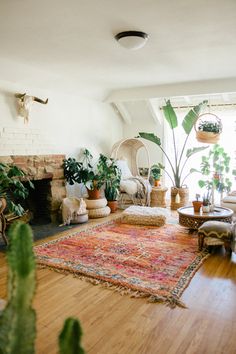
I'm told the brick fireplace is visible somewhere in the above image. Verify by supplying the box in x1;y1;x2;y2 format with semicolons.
0;155;67;223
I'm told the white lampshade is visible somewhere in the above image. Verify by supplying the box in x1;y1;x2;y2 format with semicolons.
115;31;149;50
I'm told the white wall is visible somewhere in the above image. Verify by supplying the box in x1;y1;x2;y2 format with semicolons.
121;100;164;170
0;80;124;197
0;80;123;158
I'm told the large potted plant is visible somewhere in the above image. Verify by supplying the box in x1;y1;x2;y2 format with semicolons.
0;162;34;217
97;155;121;212
139;100;209;209
63;149;106;199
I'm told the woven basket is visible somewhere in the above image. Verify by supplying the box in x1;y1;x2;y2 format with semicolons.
195;131;220;144
194;113;222;144
170;187;189;210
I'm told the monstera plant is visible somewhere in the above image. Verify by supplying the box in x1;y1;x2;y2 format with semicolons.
139;100;209;209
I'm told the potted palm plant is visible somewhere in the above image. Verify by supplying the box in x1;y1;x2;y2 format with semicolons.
138;99;209;209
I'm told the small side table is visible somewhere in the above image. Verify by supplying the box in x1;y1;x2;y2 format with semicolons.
150;187;168;208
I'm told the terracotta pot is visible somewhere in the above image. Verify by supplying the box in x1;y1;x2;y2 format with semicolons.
107;200;118;213
192;200;202;213
154;179;161;187
87;188;101;200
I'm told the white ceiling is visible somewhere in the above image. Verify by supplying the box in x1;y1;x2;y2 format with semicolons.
1;0;236;99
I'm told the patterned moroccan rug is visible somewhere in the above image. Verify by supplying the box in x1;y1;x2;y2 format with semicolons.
35;219;209;308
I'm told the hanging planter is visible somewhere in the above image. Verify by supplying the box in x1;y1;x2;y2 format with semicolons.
195;113;222;144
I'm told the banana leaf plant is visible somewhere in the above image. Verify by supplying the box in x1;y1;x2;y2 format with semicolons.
138;100;209;188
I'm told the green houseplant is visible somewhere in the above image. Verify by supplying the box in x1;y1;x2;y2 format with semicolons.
0;162;34;216
195;113;222;144
138;99;209;209
198;120;222;133
0;221;85;354
150;164;161;187
195;144;236;203
63;149;107;199
97;155;121;212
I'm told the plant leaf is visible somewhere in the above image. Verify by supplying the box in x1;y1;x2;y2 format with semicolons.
186;146;209;158
182;100;208;134
190;168;199;173
162;100;178;129
198;180;206;188
138;132;161;146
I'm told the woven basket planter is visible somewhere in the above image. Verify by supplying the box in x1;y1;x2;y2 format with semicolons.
195;113;222;144
170;187;189;210
88;206;111;219
85;198;107;210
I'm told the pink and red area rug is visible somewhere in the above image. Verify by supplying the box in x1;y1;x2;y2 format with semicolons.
35;219;209;308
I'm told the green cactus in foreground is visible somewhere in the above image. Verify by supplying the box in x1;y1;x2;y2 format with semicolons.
59;317;85;354
0;222;85;354
0;222;36;354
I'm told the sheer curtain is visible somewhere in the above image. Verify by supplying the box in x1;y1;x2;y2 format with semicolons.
163;107;236;203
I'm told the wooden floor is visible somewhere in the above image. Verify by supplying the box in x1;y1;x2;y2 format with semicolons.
0;213;236;354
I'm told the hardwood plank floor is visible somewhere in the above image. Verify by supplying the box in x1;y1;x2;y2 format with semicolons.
0;213;236;354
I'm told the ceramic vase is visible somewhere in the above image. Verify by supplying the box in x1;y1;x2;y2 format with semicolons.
202;205;210;213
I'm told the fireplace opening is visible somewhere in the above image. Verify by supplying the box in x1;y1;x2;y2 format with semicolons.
23;179;52;225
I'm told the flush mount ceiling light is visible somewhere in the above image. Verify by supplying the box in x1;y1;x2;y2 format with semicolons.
115;31;149;50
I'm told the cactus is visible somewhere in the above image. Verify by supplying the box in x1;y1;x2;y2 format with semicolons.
0;222;36;354
59;317;85;354
0;221;85;354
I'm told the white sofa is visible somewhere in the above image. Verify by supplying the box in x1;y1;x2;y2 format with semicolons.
221;191;236;213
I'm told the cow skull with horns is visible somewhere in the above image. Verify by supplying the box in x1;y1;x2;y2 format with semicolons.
15;93;48;123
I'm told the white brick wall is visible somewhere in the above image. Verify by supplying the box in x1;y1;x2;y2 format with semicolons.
0;127;56;156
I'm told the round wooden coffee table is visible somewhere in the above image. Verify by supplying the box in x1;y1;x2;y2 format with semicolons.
177;206;234;231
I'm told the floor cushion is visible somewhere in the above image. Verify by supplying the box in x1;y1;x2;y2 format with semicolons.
121;205;169;226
